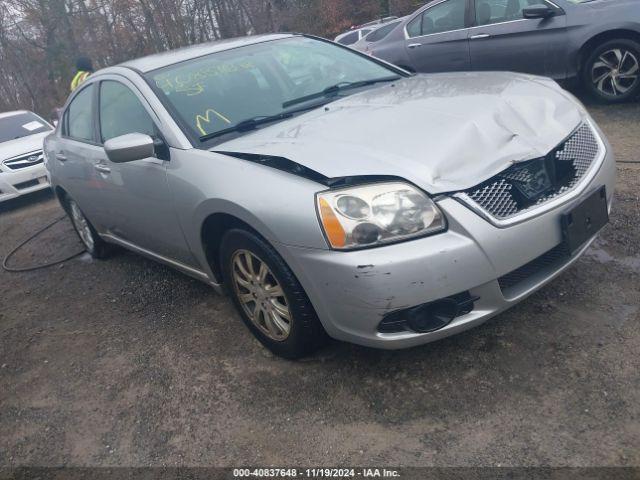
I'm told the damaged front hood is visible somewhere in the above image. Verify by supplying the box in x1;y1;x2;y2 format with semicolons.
215;72;585;193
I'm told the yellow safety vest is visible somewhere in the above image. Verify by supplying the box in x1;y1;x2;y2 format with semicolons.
70;71;91;92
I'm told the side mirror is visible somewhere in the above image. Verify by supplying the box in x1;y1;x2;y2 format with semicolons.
522;4;555;19
104;133;155;163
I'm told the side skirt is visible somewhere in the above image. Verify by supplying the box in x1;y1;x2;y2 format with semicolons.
101;233;222;291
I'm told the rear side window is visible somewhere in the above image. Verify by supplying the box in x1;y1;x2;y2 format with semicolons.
365;21;401;42
66;85;94;142
99;81;155;142
407;0;467;37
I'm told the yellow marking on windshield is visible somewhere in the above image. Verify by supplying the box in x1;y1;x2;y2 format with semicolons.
196;109;232;136
155;61;257;96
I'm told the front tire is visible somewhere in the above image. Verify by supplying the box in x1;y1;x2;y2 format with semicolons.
583;39;640;103
220;229;327;359
66;197;111;259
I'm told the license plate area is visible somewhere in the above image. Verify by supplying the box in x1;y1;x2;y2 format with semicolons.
561;186;609;254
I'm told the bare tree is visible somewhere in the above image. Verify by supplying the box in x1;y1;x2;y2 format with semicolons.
0;0;424;116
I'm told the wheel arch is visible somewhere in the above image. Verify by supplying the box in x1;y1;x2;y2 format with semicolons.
200;211;274;286
54;186;71;213
577;29;640;76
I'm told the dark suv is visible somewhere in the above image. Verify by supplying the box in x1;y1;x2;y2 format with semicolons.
367;0;640;103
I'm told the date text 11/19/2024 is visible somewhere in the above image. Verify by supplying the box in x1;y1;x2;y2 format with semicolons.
232;468;401;478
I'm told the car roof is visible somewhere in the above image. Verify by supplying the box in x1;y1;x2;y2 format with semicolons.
118;33;296;73
0;110;31;120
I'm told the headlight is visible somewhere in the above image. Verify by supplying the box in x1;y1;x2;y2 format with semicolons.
316;182;446;250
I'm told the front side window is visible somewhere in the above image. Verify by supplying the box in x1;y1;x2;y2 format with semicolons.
0;112;52;144
99;81;155;142
476;0;542;26
407;0;467;37
149;37;400;141
66;85;95;142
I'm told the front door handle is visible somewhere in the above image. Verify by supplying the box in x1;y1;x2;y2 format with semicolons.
470;33;491;40
407;43;422;49
94;164;111;174
55;152;67;162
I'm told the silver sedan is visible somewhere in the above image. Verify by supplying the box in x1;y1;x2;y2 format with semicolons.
44;34;616;358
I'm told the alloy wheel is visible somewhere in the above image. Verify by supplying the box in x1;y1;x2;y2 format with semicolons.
69;201;94;252
231;249;292;341
591;48;639;97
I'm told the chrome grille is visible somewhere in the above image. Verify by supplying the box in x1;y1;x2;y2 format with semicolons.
463;123;600;220
555;123;599;182
468;179;519;219
3;151;44;170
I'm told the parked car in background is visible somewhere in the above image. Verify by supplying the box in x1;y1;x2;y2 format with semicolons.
359;16;399;28
350;17;407;54
367;0;640;103
0;110;53;203
45;34;615;358
335;16;399;46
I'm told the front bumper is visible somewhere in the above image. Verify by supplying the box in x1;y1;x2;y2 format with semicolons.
0;163;50;203
281;147;616;349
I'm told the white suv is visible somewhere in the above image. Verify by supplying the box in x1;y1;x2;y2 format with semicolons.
0;110;53;203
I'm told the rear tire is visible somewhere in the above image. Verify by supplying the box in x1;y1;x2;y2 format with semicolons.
65;196;111;259
582;39;640;104
220;228;328;359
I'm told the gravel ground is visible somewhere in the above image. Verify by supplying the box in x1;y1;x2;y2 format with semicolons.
0;98;639;468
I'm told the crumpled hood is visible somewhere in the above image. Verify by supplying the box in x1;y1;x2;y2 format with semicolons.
0;131;50;163
215;72;585;193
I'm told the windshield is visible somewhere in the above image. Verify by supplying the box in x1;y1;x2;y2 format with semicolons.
148;37;401;142
0;112;51;144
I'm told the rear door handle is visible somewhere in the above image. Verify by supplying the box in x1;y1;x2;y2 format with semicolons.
407;43;422;49
470;33;491;40
55;152;67;161
94;164;111;174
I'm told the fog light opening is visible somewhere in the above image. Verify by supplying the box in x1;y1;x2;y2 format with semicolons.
406;299;459;333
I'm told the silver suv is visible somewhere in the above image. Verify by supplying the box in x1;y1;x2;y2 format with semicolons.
44;34;615;358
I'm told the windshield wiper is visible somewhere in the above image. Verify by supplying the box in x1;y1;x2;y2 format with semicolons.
199;112;294;142
282;76;400;109
199;99;345;143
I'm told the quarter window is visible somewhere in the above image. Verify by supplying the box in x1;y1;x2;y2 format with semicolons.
66;85;94;142
338;31;359;45
476;0;542;26
99;81;155;142
366;21;401;42
407;0;467;38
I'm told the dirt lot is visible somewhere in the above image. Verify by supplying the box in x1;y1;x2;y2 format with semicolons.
1;99;639;468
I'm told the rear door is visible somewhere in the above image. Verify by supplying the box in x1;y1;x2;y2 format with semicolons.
468;0;568;78
55;83;105;225
404;0;472;73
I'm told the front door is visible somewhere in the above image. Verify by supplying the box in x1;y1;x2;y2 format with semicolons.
404;0;472;73
93;78;196;266
468;0;568;79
